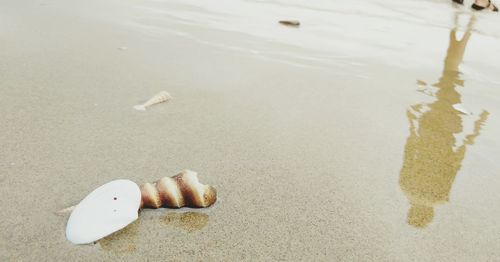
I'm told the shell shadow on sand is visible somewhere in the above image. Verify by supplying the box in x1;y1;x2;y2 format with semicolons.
99;219;141;253
161;212;209;233
98;211;208;253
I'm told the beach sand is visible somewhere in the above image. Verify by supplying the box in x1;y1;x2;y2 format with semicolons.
1;0;500;261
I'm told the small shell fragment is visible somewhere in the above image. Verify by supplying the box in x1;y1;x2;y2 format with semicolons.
279;20;300;27
453;103;471;115
134;91;172;111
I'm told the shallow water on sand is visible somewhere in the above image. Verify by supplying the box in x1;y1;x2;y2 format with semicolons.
1;0;500;261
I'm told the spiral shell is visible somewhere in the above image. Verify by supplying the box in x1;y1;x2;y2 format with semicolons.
134;91;172;111
140;170;217;209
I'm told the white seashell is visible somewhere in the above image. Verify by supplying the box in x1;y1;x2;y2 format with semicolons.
66;180;141;244
134;91;172;111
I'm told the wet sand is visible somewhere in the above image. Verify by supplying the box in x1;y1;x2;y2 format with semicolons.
1;0;500;261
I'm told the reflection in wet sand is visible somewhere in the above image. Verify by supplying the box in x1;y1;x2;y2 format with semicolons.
399;14;489;228
161;212;209;232
99;220;140;253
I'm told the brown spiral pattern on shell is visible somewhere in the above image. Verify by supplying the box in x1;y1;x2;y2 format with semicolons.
140;170;217;209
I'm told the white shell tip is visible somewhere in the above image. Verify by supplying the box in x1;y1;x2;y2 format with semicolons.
55;206;76;216
133;105;146;111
